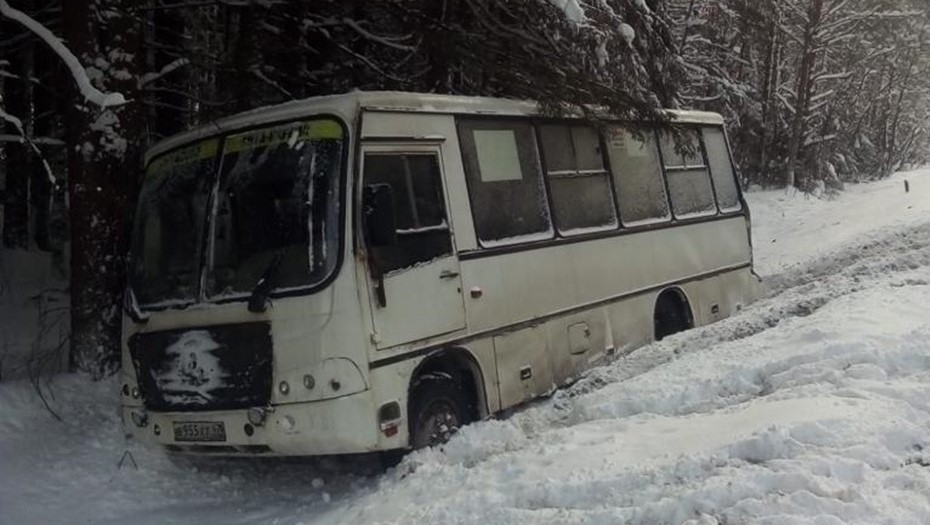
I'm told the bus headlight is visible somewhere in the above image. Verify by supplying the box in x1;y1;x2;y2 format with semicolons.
247;407;268;426
130;410;148;428
278;381;290;395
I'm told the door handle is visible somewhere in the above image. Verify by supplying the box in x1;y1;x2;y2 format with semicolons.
439;269;460;280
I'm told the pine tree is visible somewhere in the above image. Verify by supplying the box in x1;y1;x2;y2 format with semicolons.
62;0;141;378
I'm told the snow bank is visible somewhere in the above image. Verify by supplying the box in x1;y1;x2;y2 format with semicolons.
327;282;930;525
747;168;930;277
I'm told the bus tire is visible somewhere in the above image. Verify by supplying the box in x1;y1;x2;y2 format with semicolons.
408;373;469;450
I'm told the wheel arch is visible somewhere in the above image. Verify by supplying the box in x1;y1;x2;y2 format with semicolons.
409;346;489;421
653;286;695;340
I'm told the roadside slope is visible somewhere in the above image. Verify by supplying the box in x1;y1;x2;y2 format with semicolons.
3;171;930;525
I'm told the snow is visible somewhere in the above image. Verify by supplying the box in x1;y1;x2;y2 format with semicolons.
619;22;636;45
479;229;555;248
138;58;190;88
4;169;930;524
545;0;587;25
622;214;673;228
0;0;125;108
747;170;930;276
0;108;58;183
559;222;618;236
633;0;651;13
396;221;450;235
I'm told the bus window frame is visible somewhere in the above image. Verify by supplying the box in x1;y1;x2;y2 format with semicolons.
455;114;748;259
655;126;721;220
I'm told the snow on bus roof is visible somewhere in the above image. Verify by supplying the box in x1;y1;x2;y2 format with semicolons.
144;91;724;164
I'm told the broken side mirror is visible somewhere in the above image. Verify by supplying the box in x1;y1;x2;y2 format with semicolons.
363;183;397;248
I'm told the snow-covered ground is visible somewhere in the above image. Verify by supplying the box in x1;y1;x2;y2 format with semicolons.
3;170;930;525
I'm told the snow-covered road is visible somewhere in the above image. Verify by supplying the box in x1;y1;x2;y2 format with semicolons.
3;171;930;525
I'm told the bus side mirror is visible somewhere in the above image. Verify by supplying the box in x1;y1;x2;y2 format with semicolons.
363;183;397;247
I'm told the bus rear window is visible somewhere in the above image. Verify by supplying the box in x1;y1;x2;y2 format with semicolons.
702;127;742;212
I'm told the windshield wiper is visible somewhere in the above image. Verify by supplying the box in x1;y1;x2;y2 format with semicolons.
248;249;286;313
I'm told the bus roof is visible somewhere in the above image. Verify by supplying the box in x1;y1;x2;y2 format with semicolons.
144;91;725;164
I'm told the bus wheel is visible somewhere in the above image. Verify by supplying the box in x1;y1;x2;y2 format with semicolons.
408;373;468;450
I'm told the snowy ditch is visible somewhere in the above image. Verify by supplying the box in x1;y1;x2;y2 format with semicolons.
3;172;930;524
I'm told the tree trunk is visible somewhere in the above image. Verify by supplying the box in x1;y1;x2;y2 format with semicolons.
883;58;913;177
2;40;32;249
785;0;824;189
226;5;261;113
30;37;56;252
758;1;781;186
63;0;141;379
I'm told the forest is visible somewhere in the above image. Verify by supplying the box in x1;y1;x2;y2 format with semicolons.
1;0;929;379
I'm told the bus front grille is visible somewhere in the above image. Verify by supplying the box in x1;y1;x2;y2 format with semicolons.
129;322;273;412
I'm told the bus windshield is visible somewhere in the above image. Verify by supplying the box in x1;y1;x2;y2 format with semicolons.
130;119;344;307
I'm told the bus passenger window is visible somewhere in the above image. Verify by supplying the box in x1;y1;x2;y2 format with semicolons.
539;124;618;235
659;128;717;219
363;153;452;274
702;127;742;212
457;119;554;247
604;127;671;226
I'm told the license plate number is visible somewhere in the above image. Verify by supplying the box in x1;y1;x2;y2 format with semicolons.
173;421;226;442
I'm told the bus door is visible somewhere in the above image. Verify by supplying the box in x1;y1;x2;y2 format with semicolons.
360;144;467;348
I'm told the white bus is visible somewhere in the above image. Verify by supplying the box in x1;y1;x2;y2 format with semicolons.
121;91;758;455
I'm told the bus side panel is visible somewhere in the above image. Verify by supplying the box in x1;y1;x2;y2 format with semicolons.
482;264;755;414
605;293;656;356
459;217;751;337
679;267;756;328
544;309;610;386
494;326;552;409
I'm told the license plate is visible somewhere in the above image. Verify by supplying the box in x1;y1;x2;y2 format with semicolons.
173;421;226;442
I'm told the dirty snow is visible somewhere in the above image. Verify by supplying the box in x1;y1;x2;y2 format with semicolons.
3;169;930;525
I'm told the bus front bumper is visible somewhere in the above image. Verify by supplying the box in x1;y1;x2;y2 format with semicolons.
122;390;383;456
